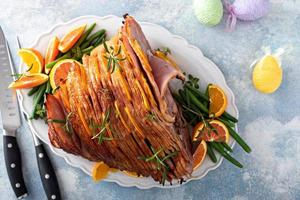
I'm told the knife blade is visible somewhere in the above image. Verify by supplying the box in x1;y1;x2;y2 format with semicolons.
0;26;28;199
15;37;62;200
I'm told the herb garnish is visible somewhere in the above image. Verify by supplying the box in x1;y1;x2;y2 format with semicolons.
90;108;113;144
156;47;171;56
11;63;34;81
35;104;46;119
103;42;126;74
186;74;200;89
182;105;218;140
47;112;73;135
138;145;178;185
145;111;157;121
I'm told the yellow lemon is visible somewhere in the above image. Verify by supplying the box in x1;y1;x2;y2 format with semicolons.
252;55;283;94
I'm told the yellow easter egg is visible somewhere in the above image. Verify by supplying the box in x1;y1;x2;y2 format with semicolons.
252;55;283;94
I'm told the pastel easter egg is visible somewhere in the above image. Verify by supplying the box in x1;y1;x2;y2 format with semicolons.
252;55;283;94
193;0;223;26
232;0;270;21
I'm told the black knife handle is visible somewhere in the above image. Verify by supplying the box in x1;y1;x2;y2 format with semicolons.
35;144;61;200
3;135;28;199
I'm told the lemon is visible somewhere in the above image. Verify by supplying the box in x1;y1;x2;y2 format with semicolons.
252;55;283;94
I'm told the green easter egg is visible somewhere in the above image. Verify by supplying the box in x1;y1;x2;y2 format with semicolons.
193;0;224;26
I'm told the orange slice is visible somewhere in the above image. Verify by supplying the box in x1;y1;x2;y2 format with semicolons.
49;59;81;89
58;24;86;53
208;84;227;117
45;36;60;74
193;140;207;170
123;171;142;178
18;48;44;73
154;50;180;71
8;73;48;89
91;162;110;182
192;120;230;143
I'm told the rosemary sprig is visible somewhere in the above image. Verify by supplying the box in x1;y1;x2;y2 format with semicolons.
181;105;217;140
138;145;178;185
90;108;113;144
11;63;34;81
62;112;73;134
47;112;73;135
103;42;126;74
47;119;66;124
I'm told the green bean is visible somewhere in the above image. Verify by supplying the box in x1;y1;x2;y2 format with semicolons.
74;23;96;48
218;117;235;128
221;142;233;152
81;46;94;54
206;143;217;163
227;126;251;153
222;111;238;123
46;52;72;69
80;29;105;49
185;88;209;114
210;142;243;168
172;93;184;105
45;81;52;94
203;83;212;108
27;86;40;96
92;33;106;46
30;83;46;119
184;84;209;102
218;118;251;153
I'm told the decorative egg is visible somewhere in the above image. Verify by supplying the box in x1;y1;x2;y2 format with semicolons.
193;0;223;26
232;0;270;21
252;55;282;94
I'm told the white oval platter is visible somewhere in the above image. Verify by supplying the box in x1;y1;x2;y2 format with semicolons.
18;15;238;189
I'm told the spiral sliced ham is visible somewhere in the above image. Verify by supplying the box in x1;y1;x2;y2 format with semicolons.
45;15;192;184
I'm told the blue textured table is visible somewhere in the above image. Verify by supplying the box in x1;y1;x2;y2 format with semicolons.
1;0;300;199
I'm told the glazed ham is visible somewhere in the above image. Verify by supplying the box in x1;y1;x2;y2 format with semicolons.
46;15;192;184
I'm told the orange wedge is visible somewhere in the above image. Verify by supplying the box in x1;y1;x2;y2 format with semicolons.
8;73;48;89
91;162;110;182
18;48;44;73
123;171;142;178
154;50;180;71
58;24;86;53
45;36;60;74
208;84;227;118
192;120;230;143
193;140;207;170
49;59;81;89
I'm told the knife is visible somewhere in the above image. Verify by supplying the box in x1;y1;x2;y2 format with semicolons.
14;37;62;200
0;26;28;199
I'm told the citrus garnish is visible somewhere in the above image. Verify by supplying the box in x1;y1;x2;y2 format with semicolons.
91;162;110;182
208;84;227;117
8;73;48;89
122;171;142;178
58;24;86;53
18;48;44;73
193;140;207;170
49;59;81;89
45;36;60;74
192;120;230;143
252;55;283;94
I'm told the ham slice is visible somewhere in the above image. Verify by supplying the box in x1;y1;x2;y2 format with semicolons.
123;15;185;122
